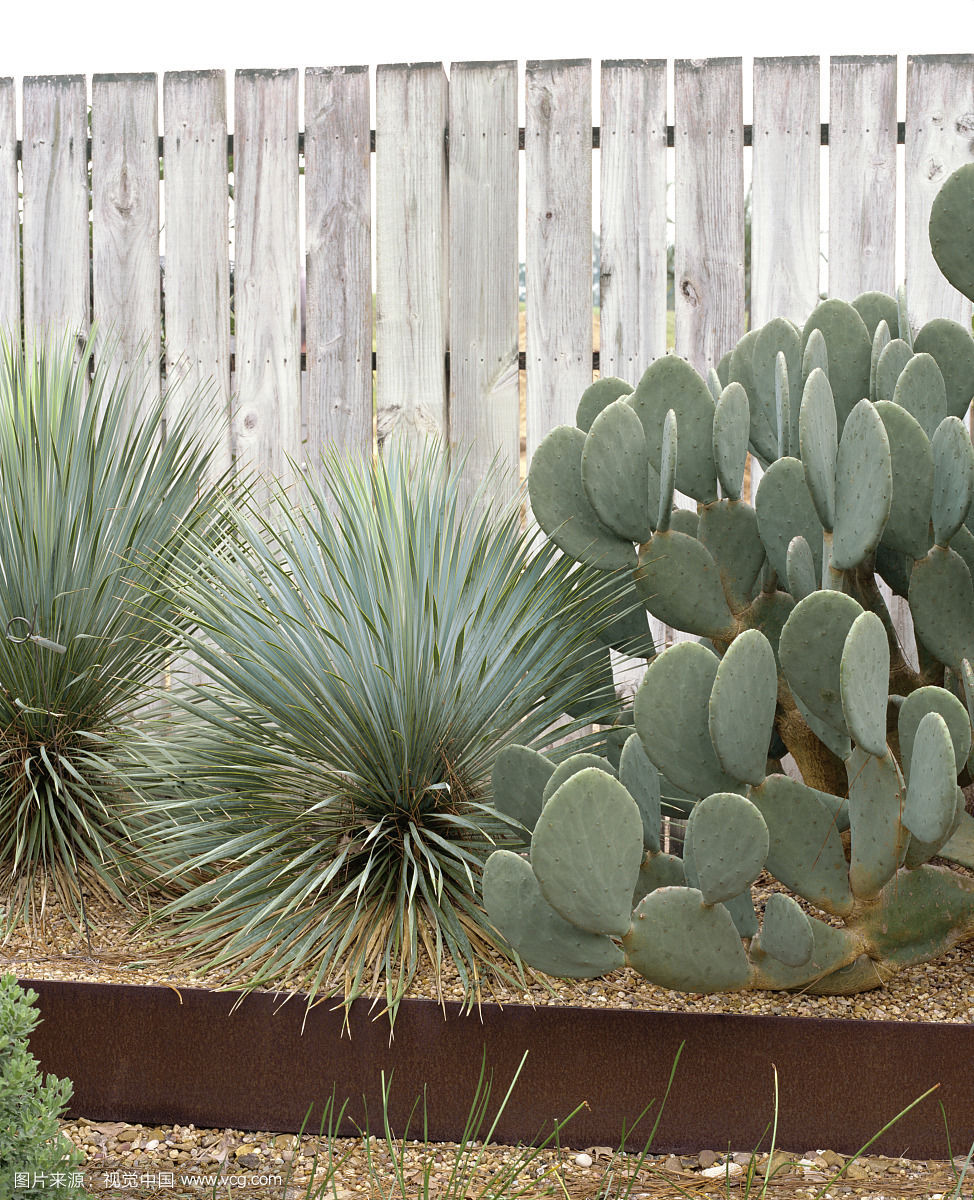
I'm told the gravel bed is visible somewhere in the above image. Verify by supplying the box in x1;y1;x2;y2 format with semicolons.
4;884;974;1198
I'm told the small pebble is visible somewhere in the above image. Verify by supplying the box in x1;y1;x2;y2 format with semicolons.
701;1161;743;1178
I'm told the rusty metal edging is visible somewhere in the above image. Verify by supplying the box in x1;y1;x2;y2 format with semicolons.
22;978;974;1158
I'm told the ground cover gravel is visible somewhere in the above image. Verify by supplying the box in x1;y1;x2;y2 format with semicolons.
4;884;974;1198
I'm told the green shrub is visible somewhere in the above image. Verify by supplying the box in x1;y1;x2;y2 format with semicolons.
0;333;229;928
138;445;624;1019
0;974;84;1198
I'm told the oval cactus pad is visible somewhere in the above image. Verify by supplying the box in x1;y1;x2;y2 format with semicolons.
634;641;742;798
582;399;652;542
483;850;626;978
840;611;891;757
492;745;554;833
528;426;637;570
532;768;643;937
708;629;778;785
685;792;769;906
832;399;892;571
903;712;960;846
779;590;864;731
909;546;974;672
624;887;751;991
801;299;872;428
628;356;718;503
757;892;815;968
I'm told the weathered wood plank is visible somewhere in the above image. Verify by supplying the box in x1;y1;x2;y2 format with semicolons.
525;59;593;460
828;56;897;300
751;56;821;327
0;79;18;340
905;54;974;331
233;68;301;483
22;75;89;350
305;65;372;464
599;59;667;385
674;58;745;375
162;71;231;474
375;62;449;455
91;73;161;408
448;60;519;507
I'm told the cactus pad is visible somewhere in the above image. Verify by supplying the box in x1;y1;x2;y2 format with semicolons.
685;792;769;905
624;887;751;991
708;629;778;784
531;768;643;936
528;426;637;569
492;745;554;832
483;850;626;977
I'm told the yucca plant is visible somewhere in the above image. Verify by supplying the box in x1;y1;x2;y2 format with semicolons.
138;444;624;1019
0;331;228;929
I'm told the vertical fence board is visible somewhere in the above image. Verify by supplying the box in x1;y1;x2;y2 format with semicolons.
233;69;301;482
828;56;897;300
751;57;820;327
599;59;667;385
0;79;17;339
905;55;974;332
162;71;231;473
525;60;593;460
91;74;160;407
748;56;820;504
674;59;745;376
22;76;89;349
449;60;519;507
305;65;372;464
375;63;449;455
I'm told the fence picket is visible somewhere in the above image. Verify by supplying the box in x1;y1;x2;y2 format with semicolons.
162;71;231;473
751;57;820;328
525;59;593;460
905;54;974;333
91;74;160;408
22;76;89;351
233;69;301;484
599;59;667;386
305;65;372;465
0;79;17;339
448;60;520;508
828;56;897;300
375;62;449;456
674;58;745;376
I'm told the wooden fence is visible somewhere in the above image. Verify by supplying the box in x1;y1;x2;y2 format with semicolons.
1;57;973;510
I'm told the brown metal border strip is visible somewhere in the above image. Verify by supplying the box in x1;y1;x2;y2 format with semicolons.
22;977;974;1158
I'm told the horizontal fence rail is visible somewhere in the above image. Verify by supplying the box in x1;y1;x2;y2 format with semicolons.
1;56;973;658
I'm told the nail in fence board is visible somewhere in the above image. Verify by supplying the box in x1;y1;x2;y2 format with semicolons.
162;71;231;477
305;65;373;464
751;56;821;328
448;60;520;511
674;58;745;376
599;59;668;385
906;54;974;334
828;56;897;300
0;79;17;339
233;69;301;484
22;75;89;350
375;63;449;455
525;59;593;462
91;74;161;412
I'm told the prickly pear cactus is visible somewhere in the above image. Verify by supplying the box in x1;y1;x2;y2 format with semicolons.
484;162;974;996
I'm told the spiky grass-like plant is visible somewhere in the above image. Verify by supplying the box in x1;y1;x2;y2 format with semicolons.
140;445;622;1019
0;332;227;928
